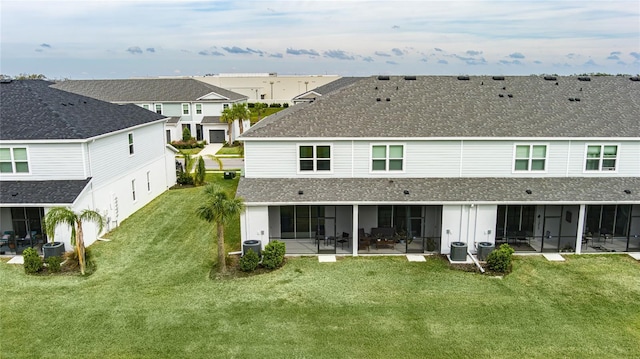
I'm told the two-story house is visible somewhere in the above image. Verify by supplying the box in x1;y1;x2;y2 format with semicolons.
237;75;640;256
51;78;249;145
0;80;177;254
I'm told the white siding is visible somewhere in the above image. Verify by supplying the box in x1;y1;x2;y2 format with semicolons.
1;143;85;180
241;206;269;249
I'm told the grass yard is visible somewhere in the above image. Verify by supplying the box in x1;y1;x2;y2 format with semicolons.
1;175;639;358
215;146;243;156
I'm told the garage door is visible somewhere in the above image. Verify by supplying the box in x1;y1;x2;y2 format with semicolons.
209;130;225;143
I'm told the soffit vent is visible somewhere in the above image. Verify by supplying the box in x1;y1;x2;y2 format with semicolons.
578;76;591;81
377;75;390;81
492;76;505;80
404;76;416;80
457;76;470;80
544;76;557;81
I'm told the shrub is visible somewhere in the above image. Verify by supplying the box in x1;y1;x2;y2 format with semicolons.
177;171;194;185
23;247;43;274
182;126;192;142
171;139;204;149
194;156;206;186
269;103;282;108
239;249;260;272
64;247;96;274
486;244;515;273
247;102;255;108
283;103;289;108
262;240;286;269
46;256;62;273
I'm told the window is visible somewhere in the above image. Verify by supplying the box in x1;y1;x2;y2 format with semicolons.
0;147;29;173
585;145;617;171
131;179;136;202
514;144;547;171
128;133;134;155
298;145;331;172
371;145;403;171
182;103;190;115
195;103;202;115
223;104;229;110
154;104;162;114
141;104;150;110
146;171;151;192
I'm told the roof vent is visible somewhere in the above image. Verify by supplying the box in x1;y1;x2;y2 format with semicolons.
498;94;504;98
568;98;575;101
578;76;591;81
555;82;559;85
404;76;416;80
502;86;506;90
507;94;513;98
575;98;580;102
492;76;505;80
0;79;12;84
630;76;640;81
374;86;378;90
376;98;381;102
544;76;557;81
457;76;470;80
377;75;390;81
386;98;391;102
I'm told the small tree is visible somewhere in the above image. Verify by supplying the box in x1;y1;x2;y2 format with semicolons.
220;107;234;145
194;156;206;186
232;103;250;135
182;126;192;142
44;207;105;275
196;184;245;273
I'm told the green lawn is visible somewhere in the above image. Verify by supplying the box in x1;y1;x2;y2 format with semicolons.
215;146;243;156
1;175;639;358
250;107;284;124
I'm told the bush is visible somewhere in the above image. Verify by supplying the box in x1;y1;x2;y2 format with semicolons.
171;139;206;149
182;127;192;142
177;171;194;185
63;247;96;274
23;247;42;274
194;156;206;186
486;244;515;273
283;103;289;108
269;103;282;108
46;256;62;273
239;249;260;272
262;240;286;269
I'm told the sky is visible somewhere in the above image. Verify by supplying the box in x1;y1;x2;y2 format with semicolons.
1;0;639;79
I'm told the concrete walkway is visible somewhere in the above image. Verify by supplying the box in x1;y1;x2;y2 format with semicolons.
198;144;223;157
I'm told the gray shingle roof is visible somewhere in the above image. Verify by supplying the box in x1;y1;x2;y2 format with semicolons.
237;177;640;204
0;80;167;140
201;116;221;124
293;77;364;100
51;78;247;102
242;76;640;138
0;179;91;205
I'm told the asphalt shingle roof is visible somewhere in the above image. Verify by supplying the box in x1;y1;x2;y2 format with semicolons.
201;116;221;124
243;76;640;138
294;77;364;99
0;80;167;140
51;78;247;102
0;179;91;205
237;177;640;204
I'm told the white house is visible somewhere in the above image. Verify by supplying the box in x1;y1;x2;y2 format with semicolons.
237;75;640;256
51;78;249;145
0;79;177;254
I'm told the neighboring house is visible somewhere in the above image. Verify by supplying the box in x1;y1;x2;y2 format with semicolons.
0;80;177;254
51;78;249;144
237;75;640;256
291;77;363;104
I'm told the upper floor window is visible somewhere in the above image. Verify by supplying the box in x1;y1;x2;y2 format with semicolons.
182;103;190;115
155;104;163;114
141;104;150;110
0;147;29;173
514;145;547;171
586;145;617;171
128;133;134;155
371;145;403;171
223;104;229;110
298;145;331;172
195;103;202;114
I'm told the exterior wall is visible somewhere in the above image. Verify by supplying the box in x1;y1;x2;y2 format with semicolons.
241;206;269;249
0;142;85;181
440;204;496;254
244;139;640;178
0;208;12;233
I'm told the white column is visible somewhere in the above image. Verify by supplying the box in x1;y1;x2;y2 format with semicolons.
352;205;359;256
575;204;586;254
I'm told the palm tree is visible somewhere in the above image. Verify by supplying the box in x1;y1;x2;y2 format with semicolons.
220;107;234;145
196;184;244;273
253;102;267;123
44;207;105;275
232;103;250;135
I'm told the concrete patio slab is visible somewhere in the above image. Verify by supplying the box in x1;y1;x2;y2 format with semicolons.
406;254;426;262
318;255;336;263
628;253;640;261
7;255;24;264
543;253;565;261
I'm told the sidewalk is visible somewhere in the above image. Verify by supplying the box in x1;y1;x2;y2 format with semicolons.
198;144;223;157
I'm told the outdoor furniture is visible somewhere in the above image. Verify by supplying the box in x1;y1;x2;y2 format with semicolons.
358;228;371;251
375;238;396;249
337;232;350;249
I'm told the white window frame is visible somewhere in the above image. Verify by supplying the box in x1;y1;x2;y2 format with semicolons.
223;103;229;110
128;132;135;156
146;171;151;192
154;104;163;114
140;104;151;110
131;179;137;202
370;144;405;173
512;144;548;173
195;103;203;115
297;144;333;174
0;147;30;174
584;144;619;172
182;103;190;115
